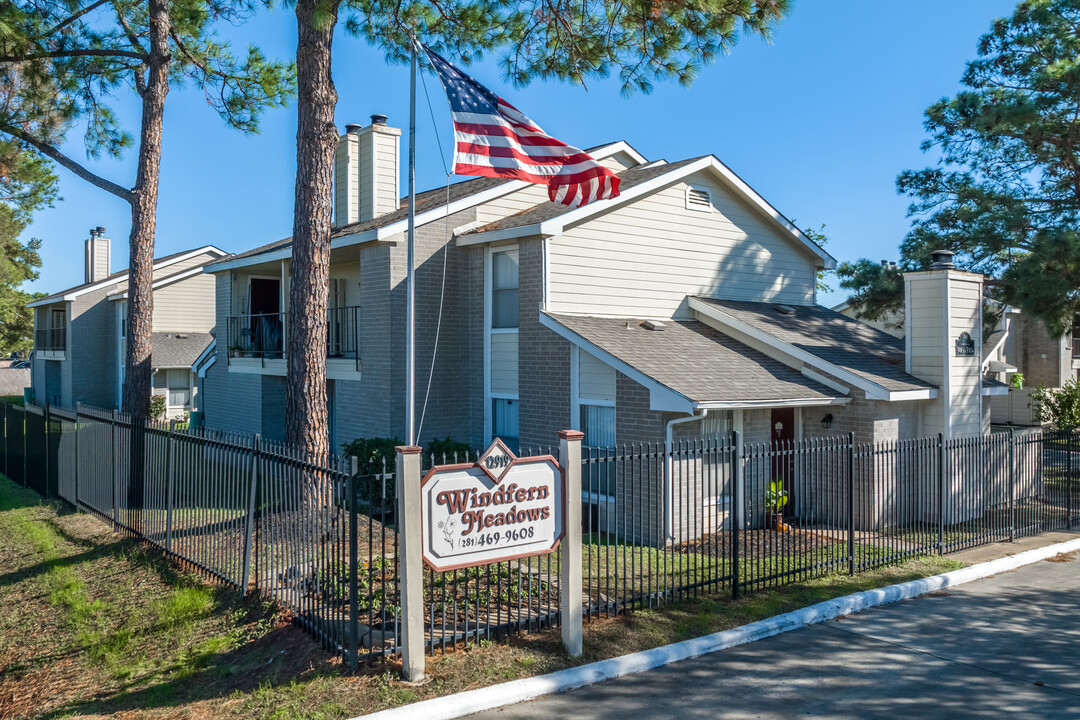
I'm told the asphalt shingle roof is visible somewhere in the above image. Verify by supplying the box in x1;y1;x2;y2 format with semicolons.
545;313;839;405
691;298;935;394
152;332;214;369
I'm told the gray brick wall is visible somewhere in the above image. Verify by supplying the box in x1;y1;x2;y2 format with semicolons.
69;290;118;409
202;272;262;435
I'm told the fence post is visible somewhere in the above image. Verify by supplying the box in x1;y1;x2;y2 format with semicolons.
731;430;742;600
937;432;945;555
2;401;6;477
165;420;176;554
396;444;424;682
348;455;359;673
73;403;80;507
43;404;50;498
847;432;855;576
1008;430;1016;542
1067;431;1074;530
558;429;584;658
22;405;27;487
240;434;260;595
112;409;119;532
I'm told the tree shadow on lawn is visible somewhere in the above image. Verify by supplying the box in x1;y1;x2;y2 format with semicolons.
43;622;353;718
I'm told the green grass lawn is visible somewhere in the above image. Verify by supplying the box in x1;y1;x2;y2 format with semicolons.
0;472;966;720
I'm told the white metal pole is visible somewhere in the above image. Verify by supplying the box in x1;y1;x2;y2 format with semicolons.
406;41;417;447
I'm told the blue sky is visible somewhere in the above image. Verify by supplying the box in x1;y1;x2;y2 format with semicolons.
23;0;1019;307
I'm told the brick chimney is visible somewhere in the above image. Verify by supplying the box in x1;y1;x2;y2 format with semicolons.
84;226;110;283
334;114;401;227
903;250;984;440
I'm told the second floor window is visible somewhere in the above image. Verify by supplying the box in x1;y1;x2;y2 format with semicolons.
492;249;519;329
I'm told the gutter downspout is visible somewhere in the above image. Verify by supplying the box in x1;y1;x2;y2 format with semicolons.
665;409;707;543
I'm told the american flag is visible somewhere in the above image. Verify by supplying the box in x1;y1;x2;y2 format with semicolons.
424;47;620;208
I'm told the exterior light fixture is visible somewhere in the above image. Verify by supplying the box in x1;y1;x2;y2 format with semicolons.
821;413;834;430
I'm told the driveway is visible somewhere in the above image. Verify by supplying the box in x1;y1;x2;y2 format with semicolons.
469;552;1080;720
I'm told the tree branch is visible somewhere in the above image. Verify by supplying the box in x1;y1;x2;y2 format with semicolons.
34;0;114;40
0;48;148;62
0;123;132;202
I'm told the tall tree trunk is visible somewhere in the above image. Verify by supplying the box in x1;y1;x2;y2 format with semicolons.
286;0;339;459
123;0;170;530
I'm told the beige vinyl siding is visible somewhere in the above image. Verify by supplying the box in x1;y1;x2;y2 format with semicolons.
548;172;817;318
474;184;551;225
490;332;519;395
599;151;640;172
152;273;217;332
375;132;399;215
948;278;982;436
906;278;944;383
358;145;373;219
334;134;359;225
579;350;615;401
109;251;221;295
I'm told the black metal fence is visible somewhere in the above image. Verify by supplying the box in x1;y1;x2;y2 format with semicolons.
2;402;1078;669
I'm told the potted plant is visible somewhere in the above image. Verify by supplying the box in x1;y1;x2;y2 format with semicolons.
229;343;243;358
766;479;789;531
1011;372;1024;389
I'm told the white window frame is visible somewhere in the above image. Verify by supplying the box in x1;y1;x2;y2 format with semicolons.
685;185;713;212
484;244;520;445
571;346;618;506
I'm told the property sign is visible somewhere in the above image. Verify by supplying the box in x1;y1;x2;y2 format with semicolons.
420;439;563;572
955;331;976;357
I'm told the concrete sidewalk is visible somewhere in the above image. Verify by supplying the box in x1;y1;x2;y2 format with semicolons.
468;550;1080;720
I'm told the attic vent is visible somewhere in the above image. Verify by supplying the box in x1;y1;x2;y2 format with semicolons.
642;319;666;331
685;187;712;212
775;305;796;316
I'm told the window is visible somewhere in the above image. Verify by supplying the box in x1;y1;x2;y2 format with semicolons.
581;404;616;497
167;369;191;409
119;301;126;338
491;250;519;329
492;398;519;453
685;186;713;212
701;410;734;441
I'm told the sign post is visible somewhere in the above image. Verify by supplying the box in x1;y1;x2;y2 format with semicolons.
558;430;584;657
397;445;425;682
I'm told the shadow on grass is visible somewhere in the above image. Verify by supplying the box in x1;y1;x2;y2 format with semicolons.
41;622;349;719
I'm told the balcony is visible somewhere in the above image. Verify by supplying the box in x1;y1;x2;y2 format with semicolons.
226;306;361;378
35;327;66;359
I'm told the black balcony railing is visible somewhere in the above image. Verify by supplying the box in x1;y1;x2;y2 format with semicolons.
226;306;361;369
35;327;65;352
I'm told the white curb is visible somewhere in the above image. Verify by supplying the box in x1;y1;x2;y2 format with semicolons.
354;536;1080;720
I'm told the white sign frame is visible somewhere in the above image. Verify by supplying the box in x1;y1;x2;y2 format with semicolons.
420;440;564;572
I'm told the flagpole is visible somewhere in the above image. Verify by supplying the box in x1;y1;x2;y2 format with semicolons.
406;38;417;448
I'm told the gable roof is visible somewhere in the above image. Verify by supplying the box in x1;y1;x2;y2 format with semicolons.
458;155;836;269
689;297;936;400
206;141;645;273
151;332;214;368
541;312;843;414
28;246;227;307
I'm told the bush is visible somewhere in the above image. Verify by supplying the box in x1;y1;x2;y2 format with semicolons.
341;436;400;475
426;436;473;464
1031;381;1080;431
149;395;167;422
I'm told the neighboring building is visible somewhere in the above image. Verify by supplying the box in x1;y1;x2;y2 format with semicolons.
201;116;1001;453
28;228;225;418
838;295;1076;426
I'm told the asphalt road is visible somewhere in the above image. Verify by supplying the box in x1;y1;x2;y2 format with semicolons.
468;553;1080;720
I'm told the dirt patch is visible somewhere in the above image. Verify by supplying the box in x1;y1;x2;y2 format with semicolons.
0;367;29;397
1045;550;1079;563
674;527;842;558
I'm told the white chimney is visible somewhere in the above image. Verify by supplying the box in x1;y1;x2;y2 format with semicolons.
334;114;401;227
904;250;984;440
84;226;110;283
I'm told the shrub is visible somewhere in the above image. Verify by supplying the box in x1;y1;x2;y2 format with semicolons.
1031;381;1080;431
426;436;473;464
341;436;400;475
149;395;166;421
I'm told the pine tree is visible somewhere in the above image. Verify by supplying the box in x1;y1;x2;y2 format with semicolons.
0;0;294;421
285;0;794;456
